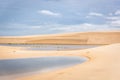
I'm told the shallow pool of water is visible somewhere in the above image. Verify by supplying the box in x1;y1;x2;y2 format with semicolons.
0;56;87;76
0;44;100;51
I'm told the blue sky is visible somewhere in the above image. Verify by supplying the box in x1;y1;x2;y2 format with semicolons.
0;0;120;36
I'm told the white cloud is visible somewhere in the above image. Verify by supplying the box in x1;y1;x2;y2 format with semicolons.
109;20;120;27
49;23;110;33
6;23;43;29
88;12;104;17
106;15;120;27
7;23;119;36
115;10;120;15
106;16;120;20
38;10;61;16
30;26;42;29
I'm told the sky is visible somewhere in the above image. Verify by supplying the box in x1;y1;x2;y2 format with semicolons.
0;0;120;36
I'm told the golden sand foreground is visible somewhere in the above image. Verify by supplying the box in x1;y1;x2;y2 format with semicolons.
0;43;120;80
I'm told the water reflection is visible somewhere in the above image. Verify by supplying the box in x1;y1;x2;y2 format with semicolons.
0;44;100;51
0;56;87;76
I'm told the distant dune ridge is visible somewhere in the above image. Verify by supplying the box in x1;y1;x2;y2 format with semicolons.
0;31;120;44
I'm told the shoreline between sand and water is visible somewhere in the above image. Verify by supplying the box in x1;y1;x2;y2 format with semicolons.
0;43;120;80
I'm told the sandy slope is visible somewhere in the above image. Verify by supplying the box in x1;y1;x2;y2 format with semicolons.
0;31;120;44
0;43;120;80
